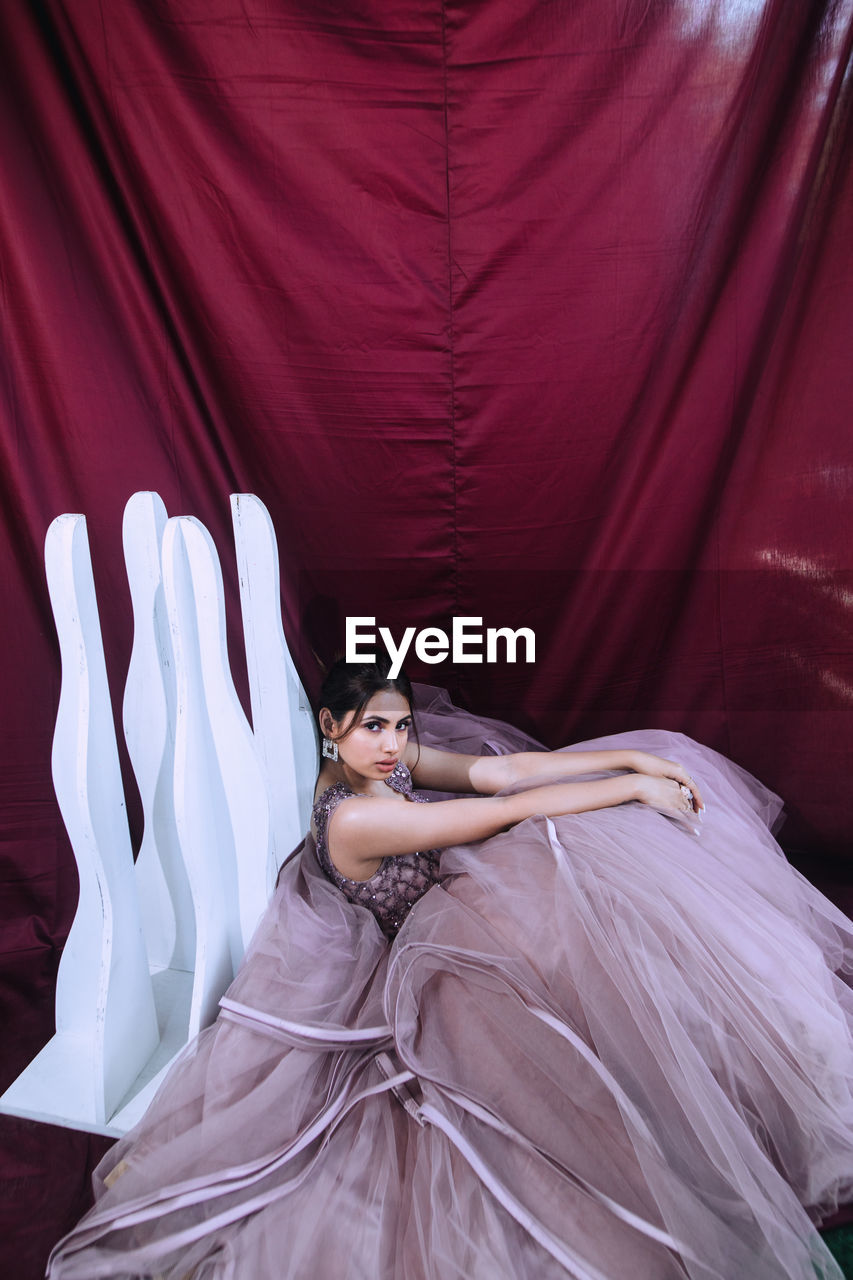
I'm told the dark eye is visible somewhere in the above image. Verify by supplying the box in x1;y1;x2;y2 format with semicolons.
397;719;411;731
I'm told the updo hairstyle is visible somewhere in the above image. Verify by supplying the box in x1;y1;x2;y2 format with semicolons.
318;655;416;746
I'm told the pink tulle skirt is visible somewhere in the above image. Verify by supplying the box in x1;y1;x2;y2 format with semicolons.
47;688;853;1279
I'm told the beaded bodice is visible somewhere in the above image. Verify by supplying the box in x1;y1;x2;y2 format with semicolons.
312;762;441;941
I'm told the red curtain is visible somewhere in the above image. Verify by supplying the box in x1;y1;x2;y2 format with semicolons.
1;1;852;1272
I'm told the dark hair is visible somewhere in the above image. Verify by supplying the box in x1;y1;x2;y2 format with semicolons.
319;655;416;745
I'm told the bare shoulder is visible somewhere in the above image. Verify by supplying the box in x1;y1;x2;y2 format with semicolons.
323;792;387;880
328;790;409;842
328;786;459;863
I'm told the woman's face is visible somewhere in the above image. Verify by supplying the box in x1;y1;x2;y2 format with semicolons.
324;689;413;783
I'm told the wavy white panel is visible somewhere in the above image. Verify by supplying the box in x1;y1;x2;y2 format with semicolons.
163;518;272;1037
162;519;235;1035
0;515;158;1127
123;492;195;973
231;494;319;876
178;517;274;951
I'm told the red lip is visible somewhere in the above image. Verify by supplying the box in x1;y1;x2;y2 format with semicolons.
377;760;398;771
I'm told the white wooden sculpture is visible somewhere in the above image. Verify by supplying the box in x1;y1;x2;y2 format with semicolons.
231;494;319;872
124;492;194;975
106;494;200;1134
0;493;315;1136
0;514;159;1130
164;515;272;1023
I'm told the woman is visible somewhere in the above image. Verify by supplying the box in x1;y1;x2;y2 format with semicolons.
48;659;853;1279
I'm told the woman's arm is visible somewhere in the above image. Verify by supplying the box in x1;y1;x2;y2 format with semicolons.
406;743;705;810
328;771;693;878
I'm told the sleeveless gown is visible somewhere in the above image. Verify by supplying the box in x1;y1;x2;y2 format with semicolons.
46;686;853;1280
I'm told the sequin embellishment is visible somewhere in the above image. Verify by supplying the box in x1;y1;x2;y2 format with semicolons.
312;762;441;940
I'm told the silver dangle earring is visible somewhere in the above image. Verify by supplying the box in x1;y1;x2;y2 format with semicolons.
322;737;338;762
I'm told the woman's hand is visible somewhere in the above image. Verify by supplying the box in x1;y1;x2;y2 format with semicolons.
626;752;705;813
634;773;703;832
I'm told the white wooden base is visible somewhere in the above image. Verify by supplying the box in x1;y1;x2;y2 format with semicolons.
1;966;194;1137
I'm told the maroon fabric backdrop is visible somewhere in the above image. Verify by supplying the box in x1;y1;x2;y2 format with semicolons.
2;1;852;1273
